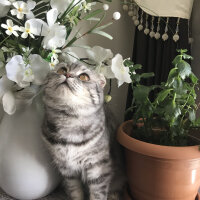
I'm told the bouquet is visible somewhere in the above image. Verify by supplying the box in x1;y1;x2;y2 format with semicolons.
0;0;131;115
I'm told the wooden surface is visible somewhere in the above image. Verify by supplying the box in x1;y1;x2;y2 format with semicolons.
0;187;66;200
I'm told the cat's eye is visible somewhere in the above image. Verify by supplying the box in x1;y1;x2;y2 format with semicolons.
57;67;68;75
79;73;90;81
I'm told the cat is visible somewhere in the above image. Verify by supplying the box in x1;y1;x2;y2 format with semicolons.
42;63;126;200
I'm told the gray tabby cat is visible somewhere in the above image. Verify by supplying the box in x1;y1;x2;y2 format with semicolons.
42;63;125;200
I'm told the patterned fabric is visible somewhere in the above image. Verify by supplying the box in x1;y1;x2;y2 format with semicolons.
0;187;66;200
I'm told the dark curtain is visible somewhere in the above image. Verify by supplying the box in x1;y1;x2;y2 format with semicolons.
125;11;191;120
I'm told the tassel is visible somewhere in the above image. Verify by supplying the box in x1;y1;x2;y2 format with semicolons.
149;16;155;38
173;18;180;42
138;10;144;31
128;0;134;16
162;17;169;41
123;0;129;11
133;6;139;26
155;17;161;39
144;14;150;35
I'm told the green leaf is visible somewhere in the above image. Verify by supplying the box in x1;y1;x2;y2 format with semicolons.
167;68;178;82
94;22;113;31
133;64;142;70
177;60;192;79
190;73;199;84
189;110;196;122
172;55;182;66
177;49;188;53
140;72;154;79
182;53;193;60
133;85;151;102
0;50;5;62
124;59;134;67
155;89;172;103
91;30;113;40
83;9;103;20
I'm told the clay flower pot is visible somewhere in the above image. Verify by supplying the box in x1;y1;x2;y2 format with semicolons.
117;120;200;200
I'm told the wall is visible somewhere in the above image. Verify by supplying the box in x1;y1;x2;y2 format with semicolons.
77;1;135;123
191;0;200;115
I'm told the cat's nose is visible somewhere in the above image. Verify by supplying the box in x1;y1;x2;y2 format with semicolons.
65;73;73;78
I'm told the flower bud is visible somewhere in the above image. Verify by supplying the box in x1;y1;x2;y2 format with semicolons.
103;4;109;11
113;12;121;20
105;95;112;103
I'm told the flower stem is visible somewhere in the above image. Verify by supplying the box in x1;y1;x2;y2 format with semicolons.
0;36;10;47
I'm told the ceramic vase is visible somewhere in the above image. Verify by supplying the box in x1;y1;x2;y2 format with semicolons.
0;97;61;200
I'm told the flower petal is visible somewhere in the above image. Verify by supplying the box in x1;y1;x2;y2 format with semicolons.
111;54;131;87
1;24;8;29
26;11;35;19
6;55;25;86
7;19;13;26
27;0;36;10
26;18;49;36
86;46;113;65
10;9;18;15
0;75;13;99
42;23;66;49
29;54;50;85
47;8;58;27
50;0;70;14
2;91;16;115
21;32;28;38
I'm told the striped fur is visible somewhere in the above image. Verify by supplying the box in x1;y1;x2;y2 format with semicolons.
42;63;125;200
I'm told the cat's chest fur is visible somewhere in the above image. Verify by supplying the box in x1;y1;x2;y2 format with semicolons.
44;111;109;173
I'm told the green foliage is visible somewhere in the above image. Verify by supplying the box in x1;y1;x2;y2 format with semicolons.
126;50;200;146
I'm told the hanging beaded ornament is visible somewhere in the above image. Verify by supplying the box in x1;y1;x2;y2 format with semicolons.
144;14;150;35
128;0;134;17
173;18;180;42
123;0;129;11
133;5;140;26
154;17;161;39
188;20;194;44
149;16;155;38
138;10;144;31
122;1;191;43
162;17;169;41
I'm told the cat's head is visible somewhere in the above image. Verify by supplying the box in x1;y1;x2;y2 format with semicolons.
43;63;106;111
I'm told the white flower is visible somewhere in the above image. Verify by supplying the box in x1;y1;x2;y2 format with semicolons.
1;19;19;37
11;0;36;19
111;54;131;87
86;46;115;79
27;8;67;50
50;0;83;14
6;54;50;88
0;75;16;115
81;2;95;13
19;21;35;38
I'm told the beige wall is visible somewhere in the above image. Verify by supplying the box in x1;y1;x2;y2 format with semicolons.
191;0;200;116
78;1;135;123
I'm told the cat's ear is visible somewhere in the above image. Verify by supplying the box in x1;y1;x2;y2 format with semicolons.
99;73;106;88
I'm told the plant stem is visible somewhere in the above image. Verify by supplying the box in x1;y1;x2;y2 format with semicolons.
0;36;10;47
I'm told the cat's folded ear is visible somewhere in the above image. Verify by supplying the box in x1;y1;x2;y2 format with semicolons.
99;73;106;88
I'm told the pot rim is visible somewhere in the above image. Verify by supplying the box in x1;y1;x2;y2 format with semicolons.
117;120;200;160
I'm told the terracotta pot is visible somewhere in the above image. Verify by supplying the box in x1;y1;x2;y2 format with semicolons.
117;120;200;200
124;188;200;200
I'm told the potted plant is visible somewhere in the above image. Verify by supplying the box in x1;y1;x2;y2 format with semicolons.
117;49;200;200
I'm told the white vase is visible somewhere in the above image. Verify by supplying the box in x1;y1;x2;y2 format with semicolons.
0;97;61;200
